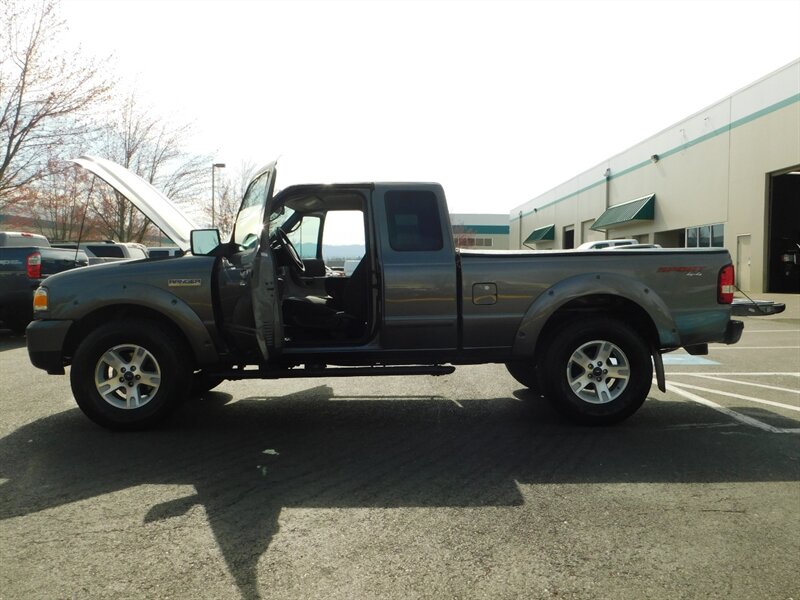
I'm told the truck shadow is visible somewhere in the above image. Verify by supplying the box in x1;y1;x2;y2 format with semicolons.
1;386;798;599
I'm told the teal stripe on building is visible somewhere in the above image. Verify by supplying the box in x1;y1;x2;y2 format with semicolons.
513;93;800;221
453;224;510;234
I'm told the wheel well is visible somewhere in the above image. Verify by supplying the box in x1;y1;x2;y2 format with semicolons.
535;294;658;363
63;305;197;367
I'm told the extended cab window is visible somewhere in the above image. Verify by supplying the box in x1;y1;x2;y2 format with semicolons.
385;191;443;252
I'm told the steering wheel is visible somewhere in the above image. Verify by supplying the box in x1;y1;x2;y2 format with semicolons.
274;229;305;273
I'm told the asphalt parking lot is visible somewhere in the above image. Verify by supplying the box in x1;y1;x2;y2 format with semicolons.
0;296;798;600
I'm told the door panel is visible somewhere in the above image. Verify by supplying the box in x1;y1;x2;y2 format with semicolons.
373;185;458;350
736;234;751;292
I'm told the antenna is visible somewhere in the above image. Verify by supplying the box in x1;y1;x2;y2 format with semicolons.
74;176;95;265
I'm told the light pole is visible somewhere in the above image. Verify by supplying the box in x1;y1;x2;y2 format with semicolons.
211;162;226;228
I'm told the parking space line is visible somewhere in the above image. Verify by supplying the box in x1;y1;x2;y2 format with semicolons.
664;383;800;434
668;381;800;412
680;374;800;394
666;372;800;376
744;332;800;335
709;346;800;350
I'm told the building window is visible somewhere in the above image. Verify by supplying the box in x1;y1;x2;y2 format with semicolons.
454;236;493;248
686;223;724;248
712;223;724;247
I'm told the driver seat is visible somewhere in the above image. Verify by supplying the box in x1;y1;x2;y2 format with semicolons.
282;257;370;335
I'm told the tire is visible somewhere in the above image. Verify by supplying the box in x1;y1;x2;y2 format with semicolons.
505;360;539;391
69;319;193;430
540;317;652;425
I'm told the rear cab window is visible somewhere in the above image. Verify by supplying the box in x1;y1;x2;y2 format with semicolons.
385;191;443;252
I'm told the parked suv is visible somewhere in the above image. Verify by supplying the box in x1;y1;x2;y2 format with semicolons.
576;239;639;250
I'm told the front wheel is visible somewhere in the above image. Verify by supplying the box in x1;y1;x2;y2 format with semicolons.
70;320;193;430
541;317;652;425
505;360;539;392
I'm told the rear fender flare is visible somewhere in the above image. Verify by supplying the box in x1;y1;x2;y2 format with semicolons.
510;272;679;359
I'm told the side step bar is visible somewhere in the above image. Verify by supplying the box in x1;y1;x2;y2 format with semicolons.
217;364;456;381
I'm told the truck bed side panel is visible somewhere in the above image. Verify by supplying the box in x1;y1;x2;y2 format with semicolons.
459;248;732;352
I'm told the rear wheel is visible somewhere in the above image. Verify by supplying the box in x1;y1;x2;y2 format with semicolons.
541;317;652;425
70;320;192;430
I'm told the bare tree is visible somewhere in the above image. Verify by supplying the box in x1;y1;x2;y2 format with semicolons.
26;159;96;241
88;91;210;242
235;160;258;199
452;225;477;249
212;177;237;240
212;160;258;238
0;0;111;212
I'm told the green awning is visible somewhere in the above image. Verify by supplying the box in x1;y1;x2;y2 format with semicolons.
591;194;655;231
524;224;555;245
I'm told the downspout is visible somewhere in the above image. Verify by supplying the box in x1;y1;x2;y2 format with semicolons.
518;211;522;249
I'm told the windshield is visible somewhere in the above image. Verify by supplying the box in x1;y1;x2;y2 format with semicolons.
269;205;296;231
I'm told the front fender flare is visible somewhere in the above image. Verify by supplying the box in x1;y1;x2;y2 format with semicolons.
56;282;219;366
510;272;679;359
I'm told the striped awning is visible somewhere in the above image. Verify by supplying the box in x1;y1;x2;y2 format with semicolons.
591;194;655;231
524;224;555;246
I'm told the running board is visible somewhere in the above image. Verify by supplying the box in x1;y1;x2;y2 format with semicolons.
217;364;456;380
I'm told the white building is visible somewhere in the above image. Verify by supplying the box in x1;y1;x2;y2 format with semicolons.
450;213;510;250
510;59;800;294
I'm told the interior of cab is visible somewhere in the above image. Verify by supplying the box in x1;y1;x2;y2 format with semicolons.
268;189;373;345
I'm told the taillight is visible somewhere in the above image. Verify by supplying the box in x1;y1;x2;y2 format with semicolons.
718;264;734;304
26;252;42;279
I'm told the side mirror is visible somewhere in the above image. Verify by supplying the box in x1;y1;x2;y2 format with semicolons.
190;229;221;256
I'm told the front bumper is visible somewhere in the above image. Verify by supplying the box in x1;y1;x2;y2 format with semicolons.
724;319;744;345
26;319;73;374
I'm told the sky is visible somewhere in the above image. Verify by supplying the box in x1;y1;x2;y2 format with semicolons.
59;0;800;229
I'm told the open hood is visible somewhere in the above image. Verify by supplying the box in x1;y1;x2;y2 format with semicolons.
72;155;200;251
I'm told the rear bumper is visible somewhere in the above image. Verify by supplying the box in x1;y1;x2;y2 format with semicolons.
26;319;73;374
724;319;744;345
731;299;786;316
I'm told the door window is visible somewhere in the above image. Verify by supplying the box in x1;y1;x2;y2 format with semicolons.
322;210;366;262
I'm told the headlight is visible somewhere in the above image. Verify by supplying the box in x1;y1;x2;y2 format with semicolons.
33;287;48;312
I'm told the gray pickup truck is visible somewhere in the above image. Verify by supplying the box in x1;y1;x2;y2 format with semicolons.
27;156;743;430
0;232;88;333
